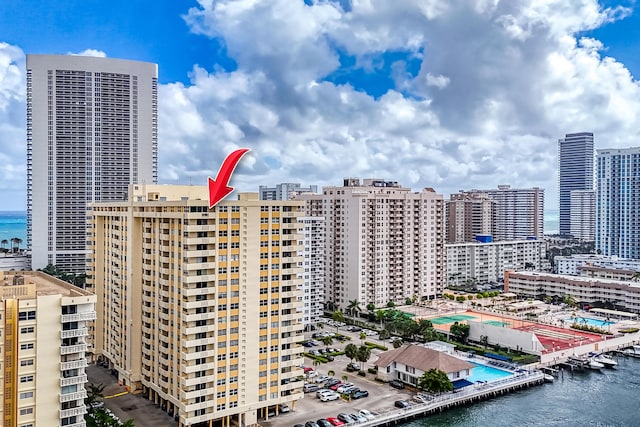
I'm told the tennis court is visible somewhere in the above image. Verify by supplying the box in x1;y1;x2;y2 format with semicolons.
429;314;477;325
483;320;511;327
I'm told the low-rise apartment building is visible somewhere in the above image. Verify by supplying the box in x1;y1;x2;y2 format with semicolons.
504;271;640;313
0;270;96;427
446;239;547;287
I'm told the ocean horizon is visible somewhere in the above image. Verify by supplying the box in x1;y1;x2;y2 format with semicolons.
0;211;27;247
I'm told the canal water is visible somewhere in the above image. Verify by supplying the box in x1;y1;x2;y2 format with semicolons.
404;356;639;427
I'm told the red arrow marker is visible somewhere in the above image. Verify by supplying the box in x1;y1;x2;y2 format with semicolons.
208;148;251;209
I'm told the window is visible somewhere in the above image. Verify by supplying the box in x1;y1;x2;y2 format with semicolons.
20;375;34;383
18;311;36;321
20;359;34;367
19;408;33;416
19;391;33;399
20;326;34;334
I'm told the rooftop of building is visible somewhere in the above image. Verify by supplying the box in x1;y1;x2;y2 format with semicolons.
508;270;640;288
0;271;93;299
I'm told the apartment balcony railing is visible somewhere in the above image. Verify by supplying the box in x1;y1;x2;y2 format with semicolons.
61;328;89;339
60;343;88;355
60;390;87;403
60;405;87;419
61;311;97;323
60;373;88;387
60;359;88;371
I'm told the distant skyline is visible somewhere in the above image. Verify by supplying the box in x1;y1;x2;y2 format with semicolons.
1;0;640;213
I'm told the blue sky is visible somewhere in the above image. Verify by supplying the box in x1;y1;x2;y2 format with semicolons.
1;0;640;229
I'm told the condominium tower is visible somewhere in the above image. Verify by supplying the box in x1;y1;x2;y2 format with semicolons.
26;54;158;272
88;185;305;427
259;183;318;200
0;270;96;427
569;190;596;240
446;192;496;243
480;185;544;240
558;132;594;236
596;147;640;259
299;178;445;308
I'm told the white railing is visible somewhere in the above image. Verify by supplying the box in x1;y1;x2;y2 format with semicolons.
60;343;88;355
61;311;97;323
60;390;87;403
60;405;87;419
60;374;88;387
61;328;89;339
60;359;88;371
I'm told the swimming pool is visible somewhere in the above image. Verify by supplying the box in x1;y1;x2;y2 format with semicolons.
568;317;613;327
465;362;513;383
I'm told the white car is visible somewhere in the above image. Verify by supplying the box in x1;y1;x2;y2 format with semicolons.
317;375;332;383
336;383;355;393
358;409;375;420
320;391;340;402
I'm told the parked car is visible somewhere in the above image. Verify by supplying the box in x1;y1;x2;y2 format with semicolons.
358;409;375;420
317;419;333;427
352;390;369;399
307;370;319;378
389;380;405;389
306;421;320;427
336;383;355;393
303;367;315;373
347;362;361;371
278;404;290;413
320;391;340;402
329;382;343;391
350;413;367;423
326;417;345;426
337;413;356;424
317;375;332;383
304;384;320;393
394;400;410;409
303;341;315;347
317;389;335;398
325;379;341;387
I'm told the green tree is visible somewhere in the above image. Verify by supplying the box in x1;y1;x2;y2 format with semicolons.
344;343;358;362
356;345;371;369
331;310;345;332
417;369;453;394
328;369;335;377
387;300;395;308
366;302;376;312
392;339;404;349
378;329;390;340
449;322;470;343
346;299;361;318
375;309;387;327
480;335;489;348
85;383;105;413
359;331;367;344
320;336;334;347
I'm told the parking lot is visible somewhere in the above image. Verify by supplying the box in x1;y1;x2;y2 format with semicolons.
262;322;413;427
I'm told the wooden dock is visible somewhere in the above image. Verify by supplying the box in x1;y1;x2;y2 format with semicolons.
355;372;545;427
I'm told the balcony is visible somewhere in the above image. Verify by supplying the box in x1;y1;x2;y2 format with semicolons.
61;328;89;339
61;311;97;323
60;373;88;387
61;343;88;355
60;390;87;403
60;359;88;371
60;405;87;419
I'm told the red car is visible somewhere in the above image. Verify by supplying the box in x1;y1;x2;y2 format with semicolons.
329;381;343;391
326;418;344;426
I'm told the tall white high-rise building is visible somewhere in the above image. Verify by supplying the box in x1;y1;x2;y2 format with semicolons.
298;178;445;308
596;147;640;259
482;185;544;241
570;190;595;240
558;132;594;236
26;54;158;272
299;216;325;326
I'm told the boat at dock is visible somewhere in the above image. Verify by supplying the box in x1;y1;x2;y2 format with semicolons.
568;355;604;370
588;352;617;368
622;345;640;358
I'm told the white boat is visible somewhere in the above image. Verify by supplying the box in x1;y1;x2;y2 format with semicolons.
589;352;617;368
623;345;640;358
568;354;603;370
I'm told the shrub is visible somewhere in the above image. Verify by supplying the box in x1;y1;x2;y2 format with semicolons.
364;342;388;351
357;371;366;377
367;367;378;374
619;327;639;334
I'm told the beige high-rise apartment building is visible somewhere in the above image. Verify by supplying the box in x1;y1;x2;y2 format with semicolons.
0;270;96;427
446;192;496;243
298;178;445;309
87;185;305;427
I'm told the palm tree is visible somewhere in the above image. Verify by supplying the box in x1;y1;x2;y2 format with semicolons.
356;345;371;369
331;310;345;333
319;336;334;347
631;272;640;282
359;331;367;344
327;369;335;377
346;299;361;319
344;343;358;362
85;383;105;413
375;309;386;328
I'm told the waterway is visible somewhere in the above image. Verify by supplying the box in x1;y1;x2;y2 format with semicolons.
405;356;639;427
